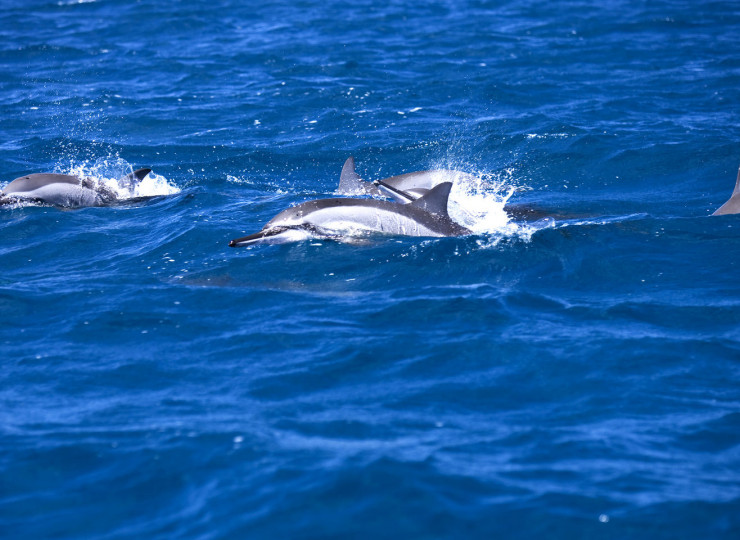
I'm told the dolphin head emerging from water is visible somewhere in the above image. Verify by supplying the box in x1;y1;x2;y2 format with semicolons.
1;168;151;208
229;181;470;247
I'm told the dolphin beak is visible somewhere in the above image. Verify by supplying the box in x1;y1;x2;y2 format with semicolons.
229;231;267;247
229;226;290;247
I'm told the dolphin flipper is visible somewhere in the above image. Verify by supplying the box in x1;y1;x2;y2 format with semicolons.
713;166;740;216
338;157;382;197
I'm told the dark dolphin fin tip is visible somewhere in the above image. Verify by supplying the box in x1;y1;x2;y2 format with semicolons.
120;168;152;183
134;168;152;180
410;182;453;216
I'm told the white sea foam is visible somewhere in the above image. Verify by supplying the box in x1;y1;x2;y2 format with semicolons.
443;168;551;246
58;157;180;200
133;172;180;198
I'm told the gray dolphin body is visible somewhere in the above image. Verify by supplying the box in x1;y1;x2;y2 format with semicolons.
229;182;470;247
1;168;151;208
713;167;740;216
337;156;564;221
338;156;475;203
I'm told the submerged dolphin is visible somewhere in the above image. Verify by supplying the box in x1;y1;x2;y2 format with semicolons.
713;167;740;216
1;168;151;208
229;182;470;247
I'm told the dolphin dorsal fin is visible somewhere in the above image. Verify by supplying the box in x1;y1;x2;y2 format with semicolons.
120;168;151;183
734;166;740;195
409;182;453;216
338;156;366;193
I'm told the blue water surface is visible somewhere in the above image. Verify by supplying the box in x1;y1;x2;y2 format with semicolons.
1;0;739;538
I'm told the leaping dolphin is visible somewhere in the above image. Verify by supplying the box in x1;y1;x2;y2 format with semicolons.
229;181;470;247
713;166;740;216
1;168;151;208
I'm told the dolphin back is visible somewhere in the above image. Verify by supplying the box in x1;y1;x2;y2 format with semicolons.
2;173;81;195
380;169;477;201
2;172;105;207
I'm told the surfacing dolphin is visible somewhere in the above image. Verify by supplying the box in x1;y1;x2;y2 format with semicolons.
713;166;740;216
338;156;476;203
1;168;152;208
229;181;470;247
337;156;565;221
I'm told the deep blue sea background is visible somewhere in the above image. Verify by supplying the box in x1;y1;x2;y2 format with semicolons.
1;0;739;538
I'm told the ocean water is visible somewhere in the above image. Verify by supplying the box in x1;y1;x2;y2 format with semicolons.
1;0;739;538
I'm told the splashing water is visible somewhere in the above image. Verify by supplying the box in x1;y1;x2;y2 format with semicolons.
444;168;552;246
56;156;180;201
329;163;555;246
447;170;512;232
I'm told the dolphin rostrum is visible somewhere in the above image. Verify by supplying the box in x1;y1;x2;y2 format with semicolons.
713;166;740;216
1;168;152;208
229;181;470;247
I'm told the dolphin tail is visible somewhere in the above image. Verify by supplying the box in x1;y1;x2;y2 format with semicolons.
713;166;740;216
338;157;381;197
409;182;453;217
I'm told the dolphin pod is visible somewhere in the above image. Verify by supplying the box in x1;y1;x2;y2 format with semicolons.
4;158;740;247
230;157;485;247
230;157;740;247
0;168;152;208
